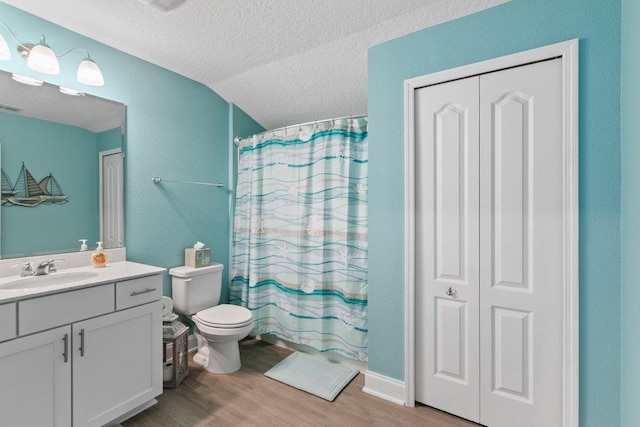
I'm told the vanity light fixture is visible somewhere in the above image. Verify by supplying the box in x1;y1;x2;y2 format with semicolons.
76;56;104;86
24;35;59;74
0;19;105;86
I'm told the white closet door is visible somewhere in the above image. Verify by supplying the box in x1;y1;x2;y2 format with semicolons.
415;76;480;422
479;58;564;427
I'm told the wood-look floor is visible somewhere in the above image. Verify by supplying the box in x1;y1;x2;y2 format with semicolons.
122;338;477;427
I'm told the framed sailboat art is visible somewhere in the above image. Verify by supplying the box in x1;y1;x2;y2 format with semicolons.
1;162;68;207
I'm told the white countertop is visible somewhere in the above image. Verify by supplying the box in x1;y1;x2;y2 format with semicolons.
0;261;165;304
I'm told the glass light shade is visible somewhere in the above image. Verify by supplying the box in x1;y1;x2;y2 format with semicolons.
0;34;10;60
27;43;60;74
77;58;104;86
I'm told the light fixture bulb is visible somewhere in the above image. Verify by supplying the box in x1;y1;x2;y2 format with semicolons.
27;36;60;75
77;57;104;86
0;33;10;60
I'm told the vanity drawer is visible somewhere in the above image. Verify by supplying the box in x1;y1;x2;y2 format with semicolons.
19;284;115;336
116;275;162;310
0;303;16;342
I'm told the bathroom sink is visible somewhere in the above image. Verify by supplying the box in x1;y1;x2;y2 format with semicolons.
0;271;100;290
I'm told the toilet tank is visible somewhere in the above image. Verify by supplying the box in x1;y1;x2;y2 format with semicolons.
169;263;224;315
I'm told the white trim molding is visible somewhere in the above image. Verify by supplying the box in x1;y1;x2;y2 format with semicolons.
403;39;579;426
363;370;406;406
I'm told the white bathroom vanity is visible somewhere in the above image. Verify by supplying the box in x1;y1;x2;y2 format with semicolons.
0;260;164;427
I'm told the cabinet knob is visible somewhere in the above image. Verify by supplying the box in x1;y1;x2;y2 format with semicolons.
445;287;456;297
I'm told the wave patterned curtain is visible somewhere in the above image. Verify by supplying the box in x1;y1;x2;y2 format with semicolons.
230;117;368;361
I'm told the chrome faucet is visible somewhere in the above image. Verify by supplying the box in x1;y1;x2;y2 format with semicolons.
20;262;34;277
35;260;55;276
20;259;62;277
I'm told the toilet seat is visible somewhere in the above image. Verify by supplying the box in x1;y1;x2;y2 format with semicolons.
195;304;253;329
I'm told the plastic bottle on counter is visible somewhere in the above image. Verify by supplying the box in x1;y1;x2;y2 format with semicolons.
91;241;108;268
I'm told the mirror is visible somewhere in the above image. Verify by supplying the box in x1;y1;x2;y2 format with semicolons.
0;70;125;259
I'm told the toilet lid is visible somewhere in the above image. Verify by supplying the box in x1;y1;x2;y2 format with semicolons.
195;304;253;328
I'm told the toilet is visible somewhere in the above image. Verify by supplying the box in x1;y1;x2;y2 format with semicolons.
169;263;253;374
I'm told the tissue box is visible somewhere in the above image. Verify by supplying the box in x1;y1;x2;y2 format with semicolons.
185;248;211;268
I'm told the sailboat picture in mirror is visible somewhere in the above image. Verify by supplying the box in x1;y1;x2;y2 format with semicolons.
2;163;68;207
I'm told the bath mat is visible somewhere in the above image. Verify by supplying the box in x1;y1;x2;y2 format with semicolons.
264;352;358;401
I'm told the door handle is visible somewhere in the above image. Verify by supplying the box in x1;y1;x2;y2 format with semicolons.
445;287;456;297
63;333;69;363
79;328;85;357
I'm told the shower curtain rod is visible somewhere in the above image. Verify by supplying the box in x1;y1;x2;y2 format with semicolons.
233;114;367;146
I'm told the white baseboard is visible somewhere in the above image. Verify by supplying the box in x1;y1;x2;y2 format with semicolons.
363;370;406;406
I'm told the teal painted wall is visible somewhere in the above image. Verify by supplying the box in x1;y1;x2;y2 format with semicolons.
2;1;630;424
620;0;640;425
0;112;99;256
368;0;621;425
0;3;231;295
97;127;122;153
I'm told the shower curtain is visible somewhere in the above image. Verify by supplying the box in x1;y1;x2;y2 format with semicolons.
230;117;368;361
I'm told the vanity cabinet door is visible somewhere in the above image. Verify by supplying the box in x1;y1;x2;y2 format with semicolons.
0;326;72;427
72;302;162;427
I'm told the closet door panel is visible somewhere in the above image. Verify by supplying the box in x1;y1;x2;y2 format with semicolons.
491;92;529;290
415;76;480;423
479;58;564;427
491;307;532;400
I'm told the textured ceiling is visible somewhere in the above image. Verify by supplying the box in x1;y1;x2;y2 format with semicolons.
1;0;507;130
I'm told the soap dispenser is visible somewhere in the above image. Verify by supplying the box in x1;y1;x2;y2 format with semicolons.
91;241;108;268
79;239;88;251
